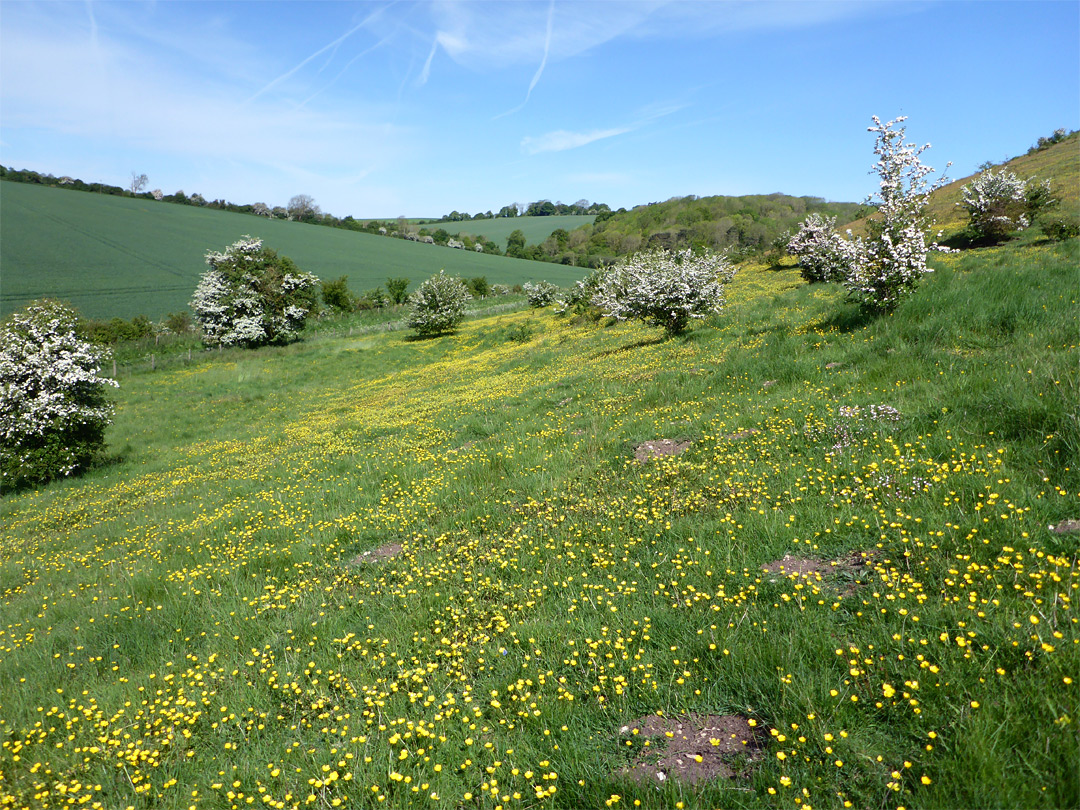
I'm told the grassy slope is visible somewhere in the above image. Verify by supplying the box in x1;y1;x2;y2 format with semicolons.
432;215;596;246
0;184;583;320
1;236;1077;810
846;132;1079;237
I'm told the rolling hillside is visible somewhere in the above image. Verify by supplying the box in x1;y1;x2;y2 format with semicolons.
1;234;1076;809
845;130;1079;237
0;183;584;320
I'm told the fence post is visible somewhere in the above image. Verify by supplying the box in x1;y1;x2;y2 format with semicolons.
151;354;155;371
113;358;117;378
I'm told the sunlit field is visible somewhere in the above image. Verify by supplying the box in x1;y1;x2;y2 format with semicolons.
1;238;1077;809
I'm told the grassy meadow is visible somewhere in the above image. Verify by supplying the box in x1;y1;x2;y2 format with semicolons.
0;183;575;321
1;233;1077;809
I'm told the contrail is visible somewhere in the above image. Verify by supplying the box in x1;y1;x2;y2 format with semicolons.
493;0;555;119
246;4;391;103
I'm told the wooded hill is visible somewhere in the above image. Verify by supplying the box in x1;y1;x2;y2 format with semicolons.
465;193;868;268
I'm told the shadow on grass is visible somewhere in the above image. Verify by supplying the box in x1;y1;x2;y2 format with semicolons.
402;331;454;342
808;304;877;334
590;335;666;359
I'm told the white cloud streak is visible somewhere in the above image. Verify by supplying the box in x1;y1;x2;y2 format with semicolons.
246;4;391;103
521;127;631;155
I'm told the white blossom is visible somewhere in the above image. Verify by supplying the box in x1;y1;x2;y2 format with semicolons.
960;169;1050;241
842;116;951;313
787;214;859;283
1;300;117;488
191;236;319;347
406;272;472;336
523;281;560;308
592;247;736;335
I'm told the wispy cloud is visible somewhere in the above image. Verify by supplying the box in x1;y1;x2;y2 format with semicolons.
521;100;686;155
0;10;411;189
521;127;631;155
247;4;391;103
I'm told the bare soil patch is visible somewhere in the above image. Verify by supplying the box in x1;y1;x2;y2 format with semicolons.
634;439;692;463
618;713;763;786
1050;519;1080;534
762;550;874;595
348;543;402;565
724;429;759;441
761;554;831;578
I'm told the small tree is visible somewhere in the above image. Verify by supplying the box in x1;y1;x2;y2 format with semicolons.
321;276;356;313
842;116;951;314
191;236;320;347
523;280;560;308
593;247;736;335
960;169;1053;242
129;172;148;194
406;271;472;336
287;194;320;221
386;277;411;305
787;214;858;283
467;276;491;297
1;300;118;491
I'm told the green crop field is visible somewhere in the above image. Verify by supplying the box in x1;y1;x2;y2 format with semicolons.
0;183;586;320
1;230;1078;809
429;214;596;246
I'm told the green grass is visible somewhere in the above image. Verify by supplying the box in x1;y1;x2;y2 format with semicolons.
0;183;581;320
429;215;596;246
0;237;1077;810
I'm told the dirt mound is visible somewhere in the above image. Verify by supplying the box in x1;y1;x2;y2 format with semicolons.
634;439;692;462
348;543;402;565
618;713;762;785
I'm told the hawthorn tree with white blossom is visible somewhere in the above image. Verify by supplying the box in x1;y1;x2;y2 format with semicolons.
406;271;472;337
842;115;951;314
787;213;859;284
592;247;736;335
191;236;320;348
960;169;1053;242
0;300;118;491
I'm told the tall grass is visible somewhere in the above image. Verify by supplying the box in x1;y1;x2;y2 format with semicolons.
1;237;1076;810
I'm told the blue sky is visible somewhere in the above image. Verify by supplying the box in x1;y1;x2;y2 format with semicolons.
2;1;1077;218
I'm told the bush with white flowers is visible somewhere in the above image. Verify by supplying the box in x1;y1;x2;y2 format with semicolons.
960;169;1052;242
191;236;320;348
406;271;472;336
1;300;118;491
523;280;560;308
842;116;951;314
592;247;736;335
787;214;859;283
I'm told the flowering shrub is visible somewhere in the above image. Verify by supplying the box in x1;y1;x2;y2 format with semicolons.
843;116;951;314
960;169;1052;242
787;214;859;283
556;268;608;316
406;271;472;336
190;236;320;347
592;247;736;335
522;281;560;308
0;300;118;491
